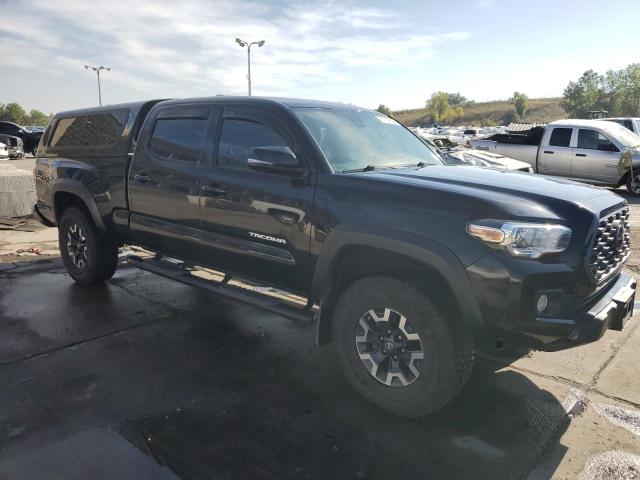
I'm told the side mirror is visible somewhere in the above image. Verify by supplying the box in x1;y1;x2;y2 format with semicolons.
248;146;302;175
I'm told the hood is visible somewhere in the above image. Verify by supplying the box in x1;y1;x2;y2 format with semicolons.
364;165;616;207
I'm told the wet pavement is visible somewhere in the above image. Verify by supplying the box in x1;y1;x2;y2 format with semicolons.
0;258;639;479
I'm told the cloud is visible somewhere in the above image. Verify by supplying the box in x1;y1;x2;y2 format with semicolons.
0;0;470;104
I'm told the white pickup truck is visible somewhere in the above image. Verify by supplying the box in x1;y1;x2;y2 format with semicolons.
606;117;640;135
470;119;640;195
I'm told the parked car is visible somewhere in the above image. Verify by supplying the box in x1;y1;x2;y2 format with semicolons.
34;98;635;417
470;120;640;194
0;121;43;154
422;135;534;172
605;117;640;135
25;125;46;134
0;134;24;158
0;141;8;159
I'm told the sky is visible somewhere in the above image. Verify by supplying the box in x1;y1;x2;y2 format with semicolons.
1;0;638;114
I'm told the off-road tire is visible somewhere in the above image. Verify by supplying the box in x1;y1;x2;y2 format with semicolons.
332;276;474;418
58;206;118;285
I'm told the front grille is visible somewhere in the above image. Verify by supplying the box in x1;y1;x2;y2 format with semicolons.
588;207;631;282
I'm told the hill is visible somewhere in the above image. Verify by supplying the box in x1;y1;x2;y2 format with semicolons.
393;97;566;127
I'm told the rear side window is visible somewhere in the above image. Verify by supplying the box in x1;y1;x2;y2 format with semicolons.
150;118;207;162
49;110;128;148
81;111;128;147
217;119;289;169
548;127;572;147
50;117;86;147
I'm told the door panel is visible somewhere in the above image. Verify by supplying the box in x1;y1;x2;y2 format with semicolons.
198;107;314;294
538;127;574;177
571;129;621;184
128;105;210;260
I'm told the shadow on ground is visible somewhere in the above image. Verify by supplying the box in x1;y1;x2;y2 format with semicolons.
0;259;570;479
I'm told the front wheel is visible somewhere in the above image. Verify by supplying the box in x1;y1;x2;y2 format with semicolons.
626;172;640;196
332;276;474;418
58;206;118;285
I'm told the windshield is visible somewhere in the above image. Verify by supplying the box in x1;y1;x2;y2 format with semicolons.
294;107;444;172
600;121;640;148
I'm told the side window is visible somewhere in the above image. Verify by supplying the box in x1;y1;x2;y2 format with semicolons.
81;111;128;147
577;129;619;152
149;118;207;162
217;118;289;169
49;117;86;147
548;128;572;147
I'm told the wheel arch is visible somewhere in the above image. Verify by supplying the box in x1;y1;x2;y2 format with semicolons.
311;224;484;346
52;180;106;232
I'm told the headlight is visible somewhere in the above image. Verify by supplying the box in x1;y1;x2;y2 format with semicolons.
467;221;572;259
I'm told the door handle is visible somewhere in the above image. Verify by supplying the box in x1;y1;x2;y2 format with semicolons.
575;153;587;157
543;150;554;154
201;185;227;196
269;209;300;225
133;173;153;183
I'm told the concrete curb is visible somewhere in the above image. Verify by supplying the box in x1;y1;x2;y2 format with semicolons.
0;164;37;218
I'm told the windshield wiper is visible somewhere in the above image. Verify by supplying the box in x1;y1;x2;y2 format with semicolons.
341;165;377;173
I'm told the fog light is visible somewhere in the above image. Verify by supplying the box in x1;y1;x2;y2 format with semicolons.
536;294;549;313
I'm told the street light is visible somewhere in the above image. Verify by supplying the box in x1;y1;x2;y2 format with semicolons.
235;38;265;96
84;64;111;106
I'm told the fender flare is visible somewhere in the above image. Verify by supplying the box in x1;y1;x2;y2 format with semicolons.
310;224;484;346
52;179;107;232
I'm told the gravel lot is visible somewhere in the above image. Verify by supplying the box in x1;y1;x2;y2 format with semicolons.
0;157;639;479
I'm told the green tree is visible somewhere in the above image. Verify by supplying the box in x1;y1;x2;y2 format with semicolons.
426;92;463;124
447;92;467;106
0;102;29;125
376;104;392;116
510;92;529;119
561;70;605;118
28;109;49;126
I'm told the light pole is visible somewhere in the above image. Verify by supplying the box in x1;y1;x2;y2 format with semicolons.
84;65;111;106
235;38;265;96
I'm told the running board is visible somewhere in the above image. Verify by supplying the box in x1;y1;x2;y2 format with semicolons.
126;255;316;324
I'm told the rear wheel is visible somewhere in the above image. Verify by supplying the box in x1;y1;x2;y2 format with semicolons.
58;206;118;285
332;276;474;417
626;173;640;196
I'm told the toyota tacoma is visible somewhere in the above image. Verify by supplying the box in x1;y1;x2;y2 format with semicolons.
34;97;636;417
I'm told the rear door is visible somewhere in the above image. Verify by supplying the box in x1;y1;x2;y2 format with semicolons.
571;128;621;184
198;105;315;294
538;127;574;177
128;104;210;260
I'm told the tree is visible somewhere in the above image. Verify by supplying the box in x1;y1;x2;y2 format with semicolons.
376;104;392;116
28;109;49;126
510;92;529;119
0;102;29;125
447;93;467;106
561;70;604;118
425;92;463;124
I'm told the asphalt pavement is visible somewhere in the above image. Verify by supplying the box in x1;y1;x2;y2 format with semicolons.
0;256;639;479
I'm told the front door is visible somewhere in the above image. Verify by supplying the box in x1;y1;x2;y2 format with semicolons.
571;128;621;184
128;103;210;260
198;105;315;294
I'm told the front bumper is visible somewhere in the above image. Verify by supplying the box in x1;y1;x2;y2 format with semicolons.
489;272;636;352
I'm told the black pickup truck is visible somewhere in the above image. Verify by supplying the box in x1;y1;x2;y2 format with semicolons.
34;97;636;417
